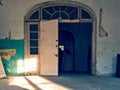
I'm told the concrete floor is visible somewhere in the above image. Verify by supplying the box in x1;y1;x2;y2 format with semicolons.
0;73;120;90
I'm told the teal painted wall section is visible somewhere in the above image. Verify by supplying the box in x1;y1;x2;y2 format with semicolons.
0;39;24;76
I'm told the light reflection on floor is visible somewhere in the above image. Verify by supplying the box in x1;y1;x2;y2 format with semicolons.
9;76;34;90
9;76;69;90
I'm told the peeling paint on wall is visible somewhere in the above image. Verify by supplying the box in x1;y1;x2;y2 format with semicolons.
0;39;24;75
0;49;16;60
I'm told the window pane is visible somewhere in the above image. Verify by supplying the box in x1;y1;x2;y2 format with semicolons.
53;6;59;11
61;12;69;19
30;10;39;19
44;7;54;14
69;9;78;20
51;12;59;19
42;9;51;20
30;48;38;54
66;6;76;13
30;40;38;47
30;32;38;39
61;6;67;11
81;9;91;19
30;24;38;31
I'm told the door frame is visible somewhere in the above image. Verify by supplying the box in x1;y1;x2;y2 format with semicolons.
24;1;97;75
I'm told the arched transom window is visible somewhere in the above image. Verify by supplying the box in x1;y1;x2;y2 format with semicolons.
27;5;92;22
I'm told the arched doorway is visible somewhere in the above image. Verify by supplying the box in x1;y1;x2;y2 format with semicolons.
59;30;74;72
24;0;97;75
59;22;92;73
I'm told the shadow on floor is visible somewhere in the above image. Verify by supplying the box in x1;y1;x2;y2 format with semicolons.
42;73;120;90
24;76;42;90
0;77;28;90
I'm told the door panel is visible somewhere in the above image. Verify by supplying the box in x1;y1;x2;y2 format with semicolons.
40;20;58;76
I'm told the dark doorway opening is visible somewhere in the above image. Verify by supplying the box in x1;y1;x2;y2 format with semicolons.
58;22;92;74
58;30;74;72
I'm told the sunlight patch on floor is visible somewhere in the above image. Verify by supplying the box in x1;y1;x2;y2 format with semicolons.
9;76;35;90
9;76;70;90
26;76;70;90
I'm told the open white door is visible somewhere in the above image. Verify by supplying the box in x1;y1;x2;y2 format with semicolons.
40;20;58;76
